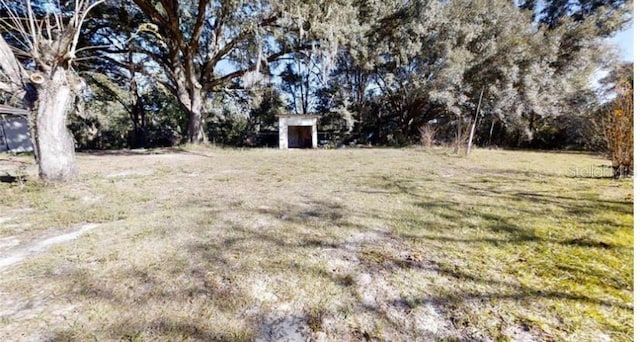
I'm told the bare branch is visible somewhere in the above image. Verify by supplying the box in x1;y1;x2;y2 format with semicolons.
26;0;38;57
69;0;107;59
0;80;16;93
0;34;24;88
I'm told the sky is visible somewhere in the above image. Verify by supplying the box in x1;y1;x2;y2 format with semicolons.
610;22;633;62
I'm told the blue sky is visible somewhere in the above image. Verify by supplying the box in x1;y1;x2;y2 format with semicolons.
611;21;633;61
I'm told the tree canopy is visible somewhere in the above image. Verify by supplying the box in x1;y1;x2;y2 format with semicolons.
0;0;632;180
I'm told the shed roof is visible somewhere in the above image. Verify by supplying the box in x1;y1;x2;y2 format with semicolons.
277;114;320;119
0;105;29;117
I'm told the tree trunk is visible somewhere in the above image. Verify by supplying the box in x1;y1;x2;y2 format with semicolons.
454;115;463;154
488;119;496;146
34;68;77;181
187;90;206;144
466;86;484;155
129;50;146;148
131;98;146;148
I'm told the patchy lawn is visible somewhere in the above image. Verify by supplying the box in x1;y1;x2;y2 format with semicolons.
0;147;632;341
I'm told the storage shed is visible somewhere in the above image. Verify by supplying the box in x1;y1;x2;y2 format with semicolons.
0;107;33;153
278;115;319;149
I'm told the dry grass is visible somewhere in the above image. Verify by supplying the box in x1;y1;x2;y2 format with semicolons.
0;146;633;341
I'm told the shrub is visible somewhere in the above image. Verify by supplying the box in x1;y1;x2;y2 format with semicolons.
419;124;438;147
605;80;633;178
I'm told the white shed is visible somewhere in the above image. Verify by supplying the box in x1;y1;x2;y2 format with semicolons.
278;115;319;149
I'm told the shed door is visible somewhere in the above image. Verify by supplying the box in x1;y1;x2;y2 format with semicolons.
287;126;312;148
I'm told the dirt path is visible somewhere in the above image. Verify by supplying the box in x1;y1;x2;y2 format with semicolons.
0;223;99;269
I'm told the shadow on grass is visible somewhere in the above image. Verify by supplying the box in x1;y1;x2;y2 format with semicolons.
42;199;366;340
0;174;23;183
365;171;632;322
79;146;214;158
371;169;631;226
410;199;630;250
45;252;257;340
428;262;632;310
34;174;633;340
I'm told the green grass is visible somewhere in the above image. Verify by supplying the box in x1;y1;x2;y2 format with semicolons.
0;147;632;341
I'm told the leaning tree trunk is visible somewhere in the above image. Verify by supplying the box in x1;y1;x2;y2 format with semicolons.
33;68;77;181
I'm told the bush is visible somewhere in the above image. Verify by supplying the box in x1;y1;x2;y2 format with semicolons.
419;124;437;147
606;80;633;178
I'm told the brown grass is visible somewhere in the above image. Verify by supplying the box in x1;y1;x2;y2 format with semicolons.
0;146;633;341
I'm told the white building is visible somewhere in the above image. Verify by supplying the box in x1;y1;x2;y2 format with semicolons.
278;115;319;149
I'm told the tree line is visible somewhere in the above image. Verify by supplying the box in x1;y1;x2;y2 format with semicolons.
0;0;632;181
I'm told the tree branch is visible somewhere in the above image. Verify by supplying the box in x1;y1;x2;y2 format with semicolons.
207;44;308;90
0;34;24;89
202;14;281;81
131;0;169;27
189;0;208;52
70;0;107;58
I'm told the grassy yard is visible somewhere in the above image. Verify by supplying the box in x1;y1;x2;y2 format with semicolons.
0;147;633;341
